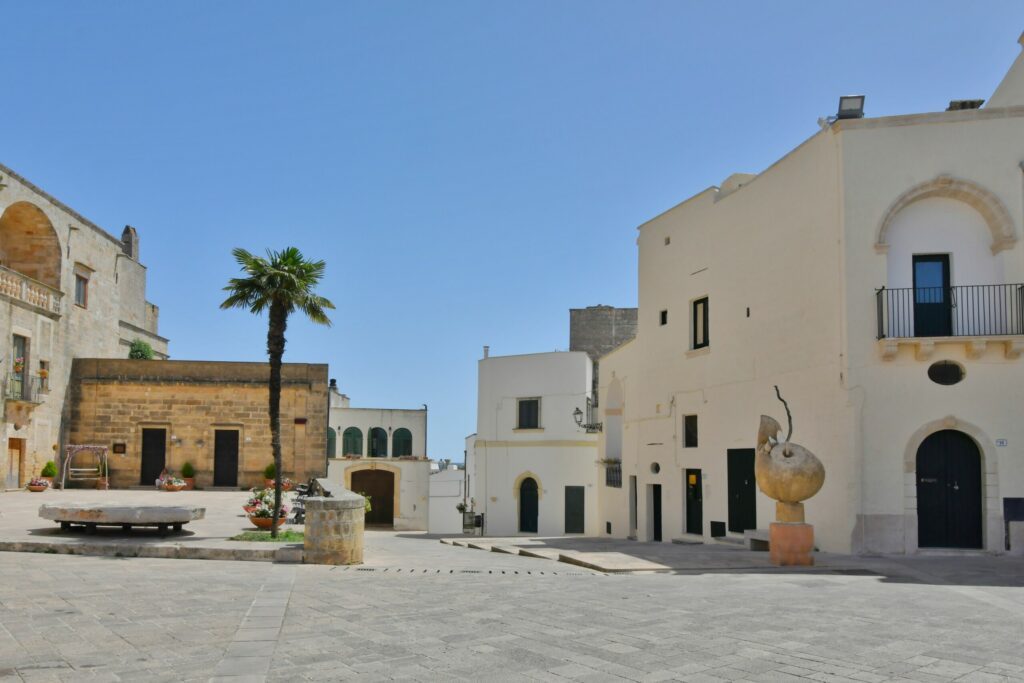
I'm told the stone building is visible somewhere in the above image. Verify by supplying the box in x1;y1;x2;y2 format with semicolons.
596;33;1024;554
67;359;328;489
325;381;430;530
1;164;168;489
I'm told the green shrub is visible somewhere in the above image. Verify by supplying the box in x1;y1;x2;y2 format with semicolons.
181;461;196;478
40;461;57;478
128;339;155;360
263;462;276;479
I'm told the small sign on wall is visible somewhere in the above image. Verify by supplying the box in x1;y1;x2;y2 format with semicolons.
112;442;126;454
996;439;1008;447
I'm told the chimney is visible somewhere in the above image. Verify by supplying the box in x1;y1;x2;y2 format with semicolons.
483;345;489;359
121;225;139;260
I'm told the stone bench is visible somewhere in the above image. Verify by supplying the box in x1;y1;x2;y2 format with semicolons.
744;529;770;551
39;503;205;536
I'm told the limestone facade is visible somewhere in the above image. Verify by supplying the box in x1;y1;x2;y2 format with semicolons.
1;163;167;489
595;34;1024;554
66;359;328;489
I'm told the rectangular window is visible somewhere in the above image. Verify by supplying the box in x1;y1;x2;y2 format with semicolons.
517;398;540;429
74;274;89;308
692;297;709;349
684;415;698;448
659;310;668;326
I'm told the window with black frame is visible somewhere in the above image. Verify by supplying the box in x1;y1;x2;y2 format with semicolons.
692;297;709;349
517;398;540;429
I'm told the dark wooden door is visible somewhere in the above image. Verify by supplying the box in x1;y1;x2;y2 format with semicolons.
564;486;584;534
140;429;166;485
519;477;538;533
727;449;757;533
213;430;239;487
651;484;663;541
351;469;395;526
913;254;952;337
686;469;703;535
917;430;982;549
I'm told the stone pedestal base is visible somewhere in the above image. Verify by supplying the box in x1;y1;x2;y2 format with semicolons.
769;522;814;566
303;492;365;565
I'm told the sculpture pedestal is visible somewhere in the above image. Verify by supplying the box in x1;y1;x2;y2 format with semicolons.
769;522;814;566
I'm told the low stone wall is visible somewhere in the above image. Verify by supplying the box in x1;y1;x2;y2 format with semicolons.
303;492;365;565
1010;521;1024;557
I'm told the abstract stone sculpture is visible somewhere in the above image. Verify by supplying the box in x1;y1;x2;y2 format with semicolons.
756;387;825;566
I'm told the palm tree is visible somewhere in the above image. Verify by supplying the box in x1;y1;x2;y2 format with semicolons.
221;247;334;536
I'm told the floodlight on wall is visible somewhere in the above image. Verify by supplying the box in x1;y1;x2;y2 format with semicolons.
837;95;865;120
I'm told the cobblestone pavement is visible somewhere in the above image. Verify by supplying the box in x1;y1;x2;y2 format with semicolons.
1;534;1023;682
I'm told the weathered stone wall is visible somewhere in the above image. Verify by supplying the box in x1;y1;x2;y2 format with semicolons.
66;359;329;489
303;493;365;565
569;305;637;403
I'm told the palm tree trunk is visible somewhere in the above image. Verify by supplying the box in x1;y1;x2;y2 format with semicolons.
267;301;288;538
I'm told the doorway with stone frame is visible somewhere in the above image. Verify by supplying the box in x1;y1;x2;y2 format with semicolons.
6;438;26;489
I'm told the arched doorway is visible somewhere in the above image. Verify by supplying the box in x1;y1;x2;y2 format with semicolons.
351;469;395;526
916;430;982;549
519;477;538;533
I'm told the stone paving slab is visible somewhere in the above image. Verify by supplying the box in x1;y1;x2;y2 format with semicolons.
558;550;672;572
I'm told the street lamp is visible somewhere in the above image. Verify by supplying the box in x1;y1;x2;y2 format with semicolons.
572;406;602;433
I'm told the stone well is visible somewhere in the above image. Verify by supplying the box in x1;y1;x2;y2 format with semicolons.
303;491;365;565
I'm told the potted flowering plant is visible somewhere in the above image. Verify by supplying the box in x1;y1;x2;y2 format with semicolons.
12;356;24;374
248;499;290;529
281;477;295;492
27;477;49;493
243;487;273;514
162;476;187;492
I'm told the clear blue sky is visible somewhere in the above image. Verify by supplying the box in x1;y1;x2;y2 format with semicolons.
3;2;1022;461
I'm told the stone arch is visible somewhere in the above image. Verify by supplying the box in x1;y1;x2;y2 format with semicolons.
512;470;544;501
0;201;62;288
901;415;1001;553
876;175;1016;254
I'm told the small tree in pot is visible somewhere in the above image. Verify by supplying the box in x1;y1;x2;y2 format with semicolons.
181;461;196;490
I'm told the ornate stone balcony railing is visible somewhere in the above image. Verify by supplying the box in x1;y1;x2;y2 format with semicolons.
0;265;62;315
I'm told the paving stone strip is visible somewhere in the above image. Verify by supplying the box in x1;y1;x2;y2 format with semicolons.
209;565;297;683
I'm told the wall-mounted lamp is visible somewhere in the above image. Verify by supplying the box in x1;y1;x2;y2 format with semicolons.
572;407;603;433
837;95;865;120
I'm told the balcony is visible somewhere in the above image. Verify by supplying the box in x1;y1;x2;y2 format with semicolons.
0;264;62;316
876;283;1024;360
3;374;46;405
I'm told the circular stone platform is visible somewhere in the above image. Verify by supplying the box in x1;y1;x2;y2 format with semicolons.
39;503;206;534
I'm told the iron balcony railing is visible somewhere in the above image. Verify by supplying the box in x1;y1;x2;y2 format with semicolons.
3;374;45;403
605;463;622;488
876;283;1024;339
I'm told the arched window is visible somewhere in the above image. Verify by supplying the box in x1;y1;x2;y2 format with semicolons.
342;427;363;457
369;428;388;457
326;427;337;458
392;428;412;457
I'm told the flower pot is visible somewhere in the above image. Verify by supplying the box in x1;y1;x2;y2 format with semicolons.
183;478;195;491
27;484;47;493
265;478;275;489
163;483;185;492
41;476;54;486
249;516;286;530
243;505;259;514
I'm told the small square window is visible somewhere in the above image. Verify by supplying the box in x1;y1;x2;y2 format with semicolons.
659;310;668;326
517;398;540;429
664;236;671;246
74;274;89;307
692;297;709;349
684;415;698;448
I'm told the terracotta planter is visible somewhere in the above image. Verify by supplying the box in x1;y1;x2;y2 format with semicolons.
249;515;286;529
40;476;54;486
27;485;48;493
243;505;259;514
183;478;195;491
163;483;185;492
264;479;293;492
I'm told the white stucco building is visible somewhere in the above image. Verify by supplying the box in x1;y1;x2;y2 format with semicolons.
468;350;601;536
325;381;430;530
427;464;467;535
596;33;1024;555
1;164;168;489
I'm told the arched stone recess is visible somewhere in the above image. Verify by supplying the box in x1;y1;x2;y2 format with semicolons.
0;201;62;288
344;461;401;521
901;415;1002;553
876;175;1017;254
512;471;543;501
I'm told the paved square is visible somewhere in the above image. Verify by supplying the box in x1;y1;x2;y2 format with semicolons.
1;530;1023;682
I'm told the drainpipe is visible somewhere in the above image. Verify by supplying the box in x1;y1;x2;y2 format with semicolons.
422;403;428;459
